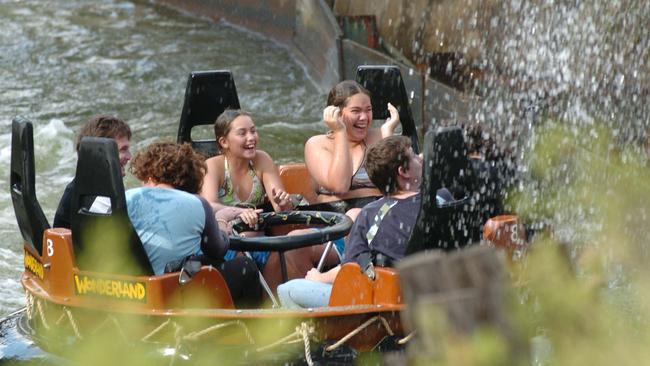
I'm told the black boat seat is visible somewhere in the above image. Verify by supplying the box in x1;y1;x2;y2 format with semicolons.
176;70;241;158
356;65;419;153
10;117;51;255
70;137;154;276
404;128;482;255
430;126;473;199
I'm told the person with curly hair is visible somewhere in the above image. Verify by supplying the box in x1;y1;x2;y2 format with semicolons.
127;142;261;307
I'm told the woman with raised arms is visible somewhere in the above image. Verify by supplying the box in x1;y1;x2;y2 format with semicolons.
304;80;401;214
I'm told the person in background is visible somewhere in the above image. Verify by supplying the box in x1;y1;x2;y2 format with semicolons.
128;142;260;307
278;136;452;309
200;109;339;290
304;80;401;215
53;115;132;228
465;122;505;222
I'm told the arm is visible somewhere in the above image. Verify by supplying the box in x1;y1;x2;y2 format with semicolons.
305;265;341;284
304;133;353;194
200;156;230;212
198;196;229;261
380;102;400;138
304;106;355;194
256;151;295;212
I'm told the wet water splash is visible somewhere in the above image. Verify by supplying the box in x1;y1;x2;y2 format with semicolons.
470;1;650;152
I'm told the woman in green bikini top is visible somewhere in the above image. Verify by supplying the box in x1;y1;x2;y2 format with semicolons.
200;109;295;228
219;158;266;207
200;110;339;290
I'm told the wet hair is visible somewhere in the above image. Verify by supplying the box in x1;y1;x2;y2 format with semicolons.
326;80;371;108
130;142;206;193
214;109;253;149
75;115;131;152
365;135;412;194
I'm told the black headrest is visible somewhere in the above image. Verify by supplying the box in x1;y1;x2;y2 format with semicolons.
177;70;241;157
10;117;50;255
430;126;473;199
356;65;419;153
70;137;153;276
404;128;481;255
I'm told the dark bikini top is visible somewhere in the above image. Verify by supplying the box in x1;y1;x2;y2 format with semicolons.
317;141;375;195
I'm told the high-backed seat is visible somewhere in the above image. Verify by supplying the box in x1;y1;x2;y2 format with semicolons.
328;263;402;307
430;126;473;199
10;117;51;255
176;70;241;157
405;127;482;255
70;137;154;276
356;65;419;153
278;163;317;204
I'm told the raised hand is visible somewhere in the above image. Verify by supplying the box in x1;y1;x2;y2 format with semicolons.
322;105;346;132
271;187;294;211
380;102;400;138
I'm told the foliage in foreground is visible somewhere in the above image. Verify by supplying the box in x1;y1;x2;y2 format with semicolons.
412;120;650;366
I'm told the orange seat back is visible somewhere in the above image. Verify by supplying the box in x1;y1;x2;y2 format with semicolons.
328;263;403;307
278;163;317;204
373;267;403;305
160;266;235;309
483;214;527;251
329;263;373;306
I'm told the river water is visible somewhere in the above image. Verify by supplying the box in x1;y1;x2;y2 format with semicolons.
0;0;324;315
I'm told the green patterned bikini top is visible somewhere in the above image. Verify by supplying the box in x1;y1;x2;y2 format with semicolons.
219;158;267;208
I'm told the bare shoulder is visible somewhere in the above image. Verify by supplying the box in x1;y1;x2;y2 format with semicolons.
305;134;332;153
253;150;275;167
205;155;225;171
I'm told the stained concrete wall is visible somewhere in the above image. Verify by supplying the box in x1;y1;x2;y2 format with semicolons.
152;0;472;135
333;0;498;65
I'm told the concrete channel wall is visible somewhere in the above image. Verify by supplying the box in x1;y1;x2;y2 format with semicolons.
152;0;471;135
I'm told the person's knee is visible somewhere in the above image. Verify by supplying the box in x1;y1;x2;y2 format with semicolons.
276;281;299;309
276;283;289;301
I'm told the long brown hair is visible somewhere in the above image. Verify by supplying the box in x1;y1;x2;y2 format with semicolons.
213;109;252;150
326;80;371;108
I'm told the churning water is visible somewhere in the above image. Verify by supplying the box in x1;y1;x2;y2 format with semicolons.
0;0;324;315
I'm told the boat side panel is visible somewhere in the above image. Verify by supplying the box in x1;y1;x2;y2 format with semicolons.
24;228;234;311
328;263;374;306
41;228;76;298
373;267;403;305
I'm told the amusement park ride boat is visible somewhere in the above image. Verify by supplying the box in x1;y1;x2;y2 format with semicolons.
1;66;521;365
